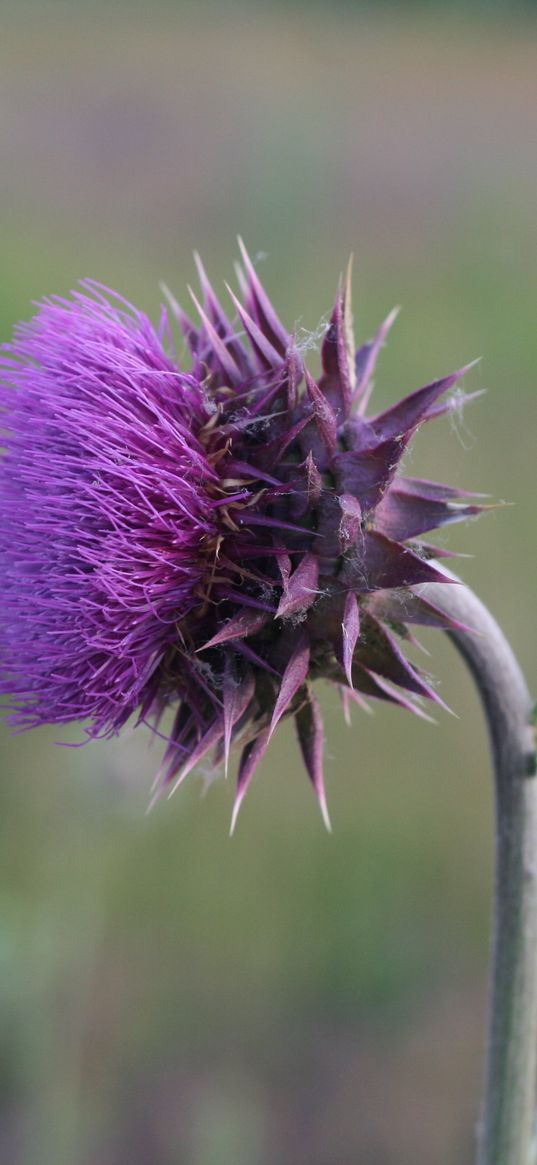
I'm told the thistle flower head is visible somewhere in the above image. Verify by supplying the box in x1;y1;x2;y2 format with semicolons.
0;245;484;829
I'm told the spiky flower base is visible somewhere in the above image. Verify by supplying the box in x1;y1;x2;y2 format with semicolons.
0;245;484;828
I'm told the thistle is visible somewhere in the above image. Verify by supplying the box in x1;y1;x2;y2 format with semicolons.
0;244;483;829
3;249;536;1165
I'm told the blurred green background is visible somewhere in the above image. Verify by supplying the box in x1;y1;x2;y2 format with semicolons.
1;3;536;1163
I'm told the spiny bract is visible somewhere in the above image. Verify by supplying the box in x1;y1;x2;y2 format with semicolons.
0;244;484;829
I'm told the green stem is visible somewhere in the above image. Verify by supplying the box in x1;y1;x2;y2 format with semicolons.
422;575;537;1165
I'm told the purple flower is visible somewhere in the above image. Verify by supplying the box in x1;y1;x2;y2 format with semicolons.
0;245;484;828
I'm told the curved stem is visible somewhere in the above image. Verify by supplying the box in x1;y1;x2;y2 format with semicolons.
421;574;537;1165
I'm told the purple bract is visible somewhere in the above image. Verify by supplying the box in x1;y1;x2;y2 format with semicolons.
0;244;484;828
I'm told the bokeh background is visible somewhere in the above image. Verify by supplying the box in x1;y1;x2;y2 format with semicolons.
1;3;536;1163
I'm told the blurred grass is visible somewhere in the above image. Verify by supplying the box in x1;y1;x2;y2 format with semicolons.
0;4;536;1163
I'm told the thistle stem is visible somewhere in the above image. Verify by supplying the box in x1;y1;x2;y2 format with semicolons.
422;575;537;1165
